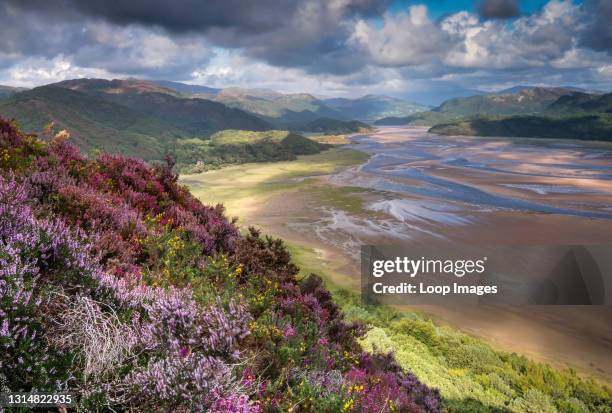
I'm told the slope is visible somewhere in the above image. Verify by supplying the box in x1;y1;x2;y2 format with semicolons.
55;78;272;135
0;85;186;159
324;94;427;121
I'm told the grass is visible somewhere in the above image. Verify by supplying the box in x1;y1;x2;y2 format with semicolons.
209;129;290;145
180;147;369;218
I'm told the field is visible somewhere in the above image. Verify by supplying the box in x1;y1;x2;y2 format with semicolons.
181;147;370;218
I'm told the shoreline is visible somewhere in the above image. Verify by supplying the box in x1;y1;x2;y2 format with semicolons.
182;128;612;385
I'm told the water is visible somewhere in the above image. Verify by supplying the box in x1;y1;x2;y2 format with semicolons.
333;127;612;220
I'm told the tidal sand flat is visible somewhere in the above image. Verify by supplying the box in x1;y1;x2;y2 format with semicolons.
183;127;612;383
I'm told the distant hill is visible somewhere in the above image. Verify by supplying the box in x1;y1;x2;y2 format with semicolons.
323;94;427;121
0;85;186;159
175;129;328;173
55;79;271;135
375;87;582;127
433;87;577;116
0;85;28;100
430;114;612;142
427;90;612;142
0;79;273;161
152;80;220;95
492;85;599;95
297;117;373;134
547;92;612;115
207;87;346;127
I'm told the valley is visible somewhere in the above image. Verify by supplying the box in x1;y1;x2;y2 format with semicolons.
183;127;612;385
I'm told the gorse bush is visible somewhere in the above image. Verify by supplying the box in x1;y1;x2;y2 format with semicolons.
0;117;441;412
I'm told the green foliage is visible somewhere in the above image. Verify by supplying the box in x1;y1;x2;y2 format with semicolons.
0;85;183;160
210;129;291;145
176;130;329;173
331;287;612;413
430;114;612;142
298;117;373;134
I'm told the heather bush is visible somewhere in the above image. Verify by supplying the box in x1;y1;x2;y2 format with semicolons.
0;176;96;391
0;117;447;412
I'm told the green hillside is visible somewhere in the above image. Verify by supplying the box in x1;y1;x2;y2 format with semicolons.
0;85;28;100
430;114;612;142
324;94;428;121
152;79;221;95
210;87;346;127
56;79;271;135
0;85;185;159
176;129;329;173
434;87;575;116
376;87;580;127
547;92;612;115
297;117;373;134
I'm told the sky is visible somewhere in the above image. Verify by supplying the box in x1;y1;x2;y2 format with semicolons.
0;0;611;105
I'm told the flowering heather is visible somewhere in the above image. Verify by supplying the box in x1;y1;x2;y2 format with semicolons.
0;117;442;412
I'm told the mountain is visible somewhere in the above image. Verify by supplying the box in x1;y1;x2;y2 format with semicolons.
0;85;186;159
152;80;221;95
493;85;599;95
430;114;612;142
0;79;273;160
208;87;346;127
430;91;612;142
433;87;578;116
55;79;271;135
323;94;427;121
297;117;373;134
547;92;612;115
0;85;28;99
375;87;581;126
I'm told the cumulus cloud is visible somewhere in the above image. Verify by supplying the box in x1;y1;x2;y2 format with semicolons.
445;1;581;69
478;0;520;19
350;6;451;66
2;0;389;75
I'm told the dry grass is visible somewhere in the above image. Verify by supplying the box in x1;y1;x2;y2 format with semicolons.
48;294;136;381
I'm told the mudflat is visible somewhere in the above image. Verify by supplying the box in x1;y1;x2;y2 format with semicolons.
182;127;612;384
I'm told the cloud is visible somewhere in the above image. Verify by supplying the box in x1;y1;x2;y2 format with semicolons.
0;0;611;101
579;0;612;55
478;0;520;19
445;1;581;69
350;6;452;67
3;0;390;75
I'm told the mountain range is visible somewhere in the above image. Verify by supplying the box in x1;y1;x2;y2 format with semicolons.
0;78;414;160
375;86;612;142
1;79;610;164
323;94;428;121
154;81;426;125
429;89;612;141
376;87;586;126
